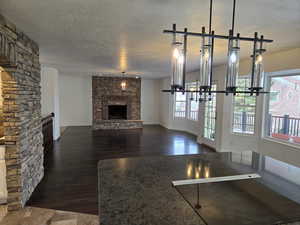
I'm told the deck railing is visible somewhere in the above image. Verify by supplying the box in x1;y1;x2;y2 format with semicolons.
189;111;198;120
233;112;300;138
268;114;300;137
233;112;255;133
174;111;198;120
174;111;185;118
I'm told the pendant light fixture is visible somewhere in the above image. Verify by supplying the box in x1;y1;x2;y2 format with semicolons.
225;31;240;92
199;1;214;92
121;71;127;91
250;34;266;92
162;0;273;97
171;25;187;93
199;28;213;91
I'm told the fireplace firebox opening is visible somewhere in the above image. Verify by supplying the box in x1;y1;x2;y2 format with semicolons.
108;105;127;120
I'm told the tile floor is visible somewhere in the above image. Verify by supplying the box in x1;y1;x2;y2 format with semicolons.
0;206;300;225
0;207;98;225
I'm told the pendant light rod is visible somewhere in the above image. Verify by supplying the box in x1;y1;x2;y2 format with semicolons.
163;29;273;43
172;24;176;43
162;89;268;94
207;0;213;95
209;30;215;92
260;35;264;49
171;24;176;93
250;32;258;91
232;0;236;34
196;80;199;102
182;28;188;91
209;0;213;34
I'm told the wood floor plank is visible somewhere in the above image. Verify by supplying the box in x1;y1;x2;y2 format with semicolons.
27;125;213;215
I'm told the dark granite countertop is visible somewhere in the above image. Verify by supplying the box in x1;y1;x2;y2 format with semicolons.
98;152;300;225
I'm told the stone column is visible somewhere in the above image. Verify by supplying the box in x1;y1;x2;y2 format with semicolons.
1;14;44;211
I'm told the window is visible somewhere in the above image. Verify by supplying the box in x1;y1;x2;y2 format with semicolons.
174;82;200;120
232;77;256;134
187;82;199;121
174;91;186;118
266;74;300;145
204;84;217;140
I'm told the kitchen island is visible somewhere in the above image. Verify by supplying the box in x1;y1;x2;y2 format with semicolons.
98;152;300;225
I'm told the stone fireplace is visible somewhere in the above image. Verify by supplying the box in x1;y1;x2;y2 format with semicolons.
92;76;143;129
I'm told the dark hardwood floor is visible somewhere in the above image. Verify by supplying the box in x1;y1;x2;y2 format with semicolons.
27;125;213;214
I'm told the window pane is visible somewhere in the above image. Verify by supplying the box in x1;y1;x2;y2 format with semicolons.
186;82;199;121
174;90;187;118
175;102;185;112
176;92;186;101
191;101;198;111
232;77;256;134
204;84;217;140
267;75;300;145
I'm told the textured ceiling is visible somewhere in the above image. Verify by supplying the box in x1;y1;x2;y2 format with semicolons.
0;0;300;78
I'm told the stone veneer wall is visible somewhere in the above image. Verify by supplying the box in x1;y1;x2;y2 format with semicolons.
92;77;141;129
0;14;43;210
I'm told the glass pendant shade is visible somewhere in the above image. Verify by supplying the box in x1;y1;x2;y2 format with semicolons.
253;52;264;90
171;42;184;90
199;37;212;90
225;38;240;92
121;80;127;91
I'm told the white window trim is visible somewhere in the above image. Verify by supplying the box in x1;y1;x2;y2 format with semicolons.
263;136;300;150
173;82;200;121
262;69;300;148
